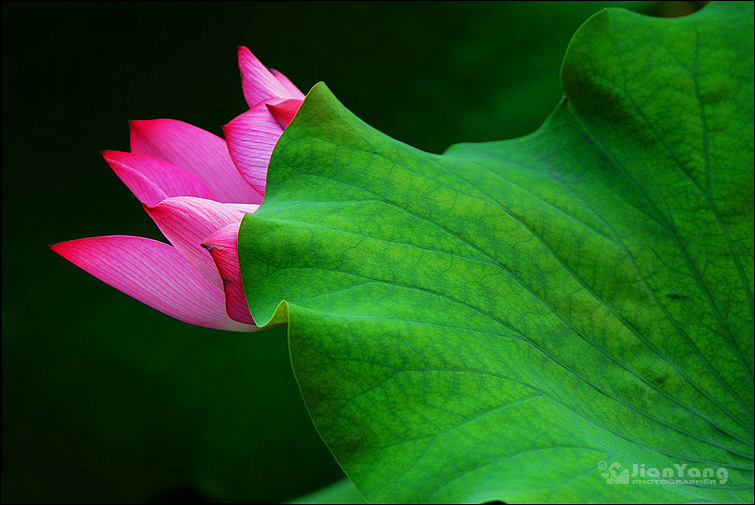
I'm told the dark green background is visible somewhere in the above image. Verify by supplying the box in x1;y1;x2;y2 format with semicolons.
2;2;700;503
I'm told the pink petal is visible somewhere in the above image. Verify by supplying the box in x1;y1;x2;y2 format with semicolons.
238;46;296;108
202;222;254;325
50;236;257;331
130;119;262;204
266;99;303;129
143;197;259;290
103;151;215;206
223;102;284;197
270;68;305;99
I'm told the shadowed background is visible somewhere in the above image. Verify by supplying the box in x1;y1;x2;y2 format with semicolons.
2;2;701;503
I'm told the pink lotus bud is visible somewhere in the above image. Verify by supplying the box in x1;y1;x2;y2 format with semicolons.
51;49;303;331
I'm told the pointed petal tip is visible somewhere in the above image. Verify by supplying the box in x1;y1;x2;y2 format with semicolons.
49;238;75;254
101;149;123;161
140;199;174;219
266;98;302;129
129;119;146;131
129;119;177;135
237;46;261;67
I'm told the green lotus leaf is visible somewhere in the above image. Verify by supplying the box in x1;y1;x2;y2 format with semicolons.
240;2;754;502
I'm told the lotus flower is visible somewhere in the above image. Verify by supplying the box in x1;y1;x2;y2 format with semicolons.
51;47;304;331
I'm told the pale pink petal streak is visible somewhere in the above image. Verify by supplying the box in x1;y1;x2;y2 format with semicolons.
143;197;259;290
202;222;255;325
130;119;262;204
50;236;257;331
269;68;305;99
238;46;294;108
267;99;303;129
223;102;284;197
103;151;215;206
